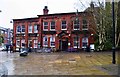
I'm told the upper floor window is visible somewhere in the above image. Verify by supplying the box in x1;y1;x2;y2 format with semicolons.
73;20;80;30
61;20;67;30
43;22;48;31
50;21;55;30
82;19;88;30
21;25;25;33
16;25;21;33
34;24;38;33
28;25;32;33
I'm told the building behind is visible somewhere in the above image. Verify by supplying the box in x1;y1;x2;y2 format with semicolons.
0;27;13;46
13;6;96;51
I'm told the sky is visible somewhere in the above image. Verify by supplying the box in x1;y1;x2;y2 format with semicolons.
0;0;96;29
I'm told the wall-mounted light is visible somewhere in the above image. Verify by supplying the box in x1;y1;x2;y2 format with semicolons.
56;34;58;37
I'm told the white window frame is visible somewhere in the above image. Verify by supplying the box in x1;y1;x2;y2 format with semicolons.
43;22;48;31
21;25;25;33
34;24;38;33
61;20;67;30
50;36;55;47
73;36;79;48
73;20;80;30
16;40;20;47
34;39;38;48
50;21;55;31
28;40;32;48
16;25;21;33
82;19;88;30
43;36;48;47
21;39;25;47
28;25;32;33
82;37;88;48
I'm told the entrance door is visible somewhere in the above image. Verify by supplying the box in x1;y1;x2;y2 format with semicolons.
62;40;68;51
59;39;68;51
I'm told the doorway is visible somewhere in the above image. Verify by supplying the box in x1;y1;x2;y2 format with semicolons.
59;39;68;51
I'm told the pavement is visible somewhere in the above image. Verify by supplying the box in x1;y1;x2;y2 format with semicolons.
0;50;119;76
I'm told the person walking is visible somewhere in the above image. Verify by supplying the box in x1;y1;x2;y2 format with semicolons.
86;45;90;52
10;45;13;53
6;45;9;53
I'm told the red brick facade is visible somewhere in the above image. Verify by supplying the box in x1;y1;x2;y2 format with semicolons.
13;6;96;51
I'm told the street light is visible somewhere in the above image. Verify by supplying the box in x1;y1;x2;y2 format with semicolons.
112;0;116;64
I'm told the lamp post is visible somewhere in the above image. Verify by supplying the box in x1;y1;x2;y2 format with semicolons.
112;0;116;64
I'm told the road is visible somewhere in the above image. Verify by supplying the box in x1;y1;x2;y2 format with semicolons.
0;51;119;75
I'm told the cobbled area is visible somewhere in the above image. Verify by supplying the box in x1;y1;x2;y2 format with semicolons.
0;51;119;75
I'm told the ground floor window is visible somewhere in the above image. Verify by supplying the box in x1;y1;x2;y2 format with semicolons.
43;36;48;47
82;37;88;48
73;36;79;48
16;40;20;47
34;39;38;48
21;39;25;47
50;36;55;47
28;40;32;48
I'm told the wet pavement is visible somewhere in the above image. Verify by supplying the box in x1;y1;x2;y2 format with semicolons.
0;51;119;75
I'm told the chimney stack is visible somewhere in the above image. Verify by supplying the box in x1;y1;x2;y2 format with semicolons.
43;6;49;15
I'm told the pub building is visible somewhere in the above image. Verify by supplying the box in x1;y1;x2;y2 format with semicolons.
13;6;96;51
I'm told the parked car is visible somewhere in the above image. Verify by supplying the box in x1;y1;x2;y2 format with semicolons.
0;63;8;77
19;48;28;56
0;45;6;51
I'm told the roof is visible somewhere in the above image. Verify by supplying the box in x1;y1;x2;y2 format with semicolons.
37;11;91;17
13;17;39;21
13;11;93;22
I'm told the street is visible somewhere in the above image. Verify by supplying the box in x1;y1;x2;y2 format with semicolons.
0;51;118;75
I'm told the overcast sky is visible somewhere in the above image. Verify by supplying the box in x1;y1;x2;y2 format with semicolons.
0;0;95;29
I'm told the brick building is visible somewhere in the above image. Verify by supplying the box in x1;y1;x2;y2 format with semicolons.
13;6;96;51
0;27;13;46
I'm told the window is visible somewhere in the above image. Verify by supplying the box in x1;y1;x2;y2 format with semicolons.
28;25;32;33
43;22;48;30
21;39;25;47
50;36;55;47
74;20;80;30
28;40;32;48
16;25;21;33
34;39;38;48
50;21;55;30
16;40;20;47
61;20;67;30
82;19;88;30
82;37;88;48
34;25;38;33
73;36;79;48
21;25;25;33
43;36;48;47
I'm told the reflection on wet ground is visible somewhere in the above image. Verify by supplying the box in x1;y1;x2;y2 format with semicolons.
0;51;118;75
